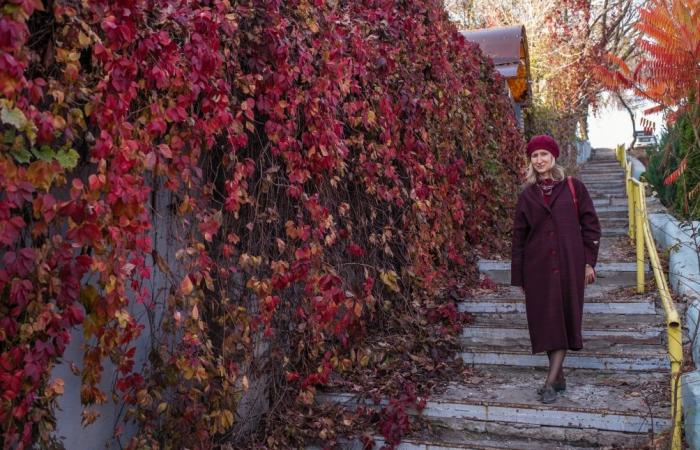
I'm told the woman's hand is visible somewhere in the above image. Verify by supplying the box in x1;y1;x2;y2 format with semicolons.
585;264;596;285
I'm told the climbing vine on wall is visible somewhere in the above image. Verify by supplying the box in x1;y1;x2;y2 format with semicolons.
0;0;522;448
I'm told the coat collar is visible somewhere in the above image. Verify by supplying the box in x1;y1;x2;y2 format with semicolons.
527;178;568;211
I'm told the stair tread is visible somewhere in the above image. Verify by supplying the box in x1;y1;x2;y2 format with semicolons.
313;428;649;450
478;260;643;270
460;284;657;302
321;368;670;433
461;344;665;358
390;427;649;449
459;336;665;356
467;312;662;333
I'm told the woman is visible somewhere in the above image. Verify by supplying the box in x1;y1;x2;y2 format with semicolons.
510;135;601;404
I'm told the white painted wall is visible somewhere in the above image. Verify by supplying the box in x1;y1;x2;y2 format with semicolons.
52;182;177;449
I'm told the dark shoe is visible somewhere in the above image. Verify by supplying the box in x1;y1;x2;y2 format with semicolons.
537;379;565;394
540;385;557;404
553;378;566;392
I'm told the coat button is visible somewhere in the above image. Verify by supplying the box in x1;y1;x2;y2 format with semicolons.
550;249;556;256
548;231;554;236
552;268;559;273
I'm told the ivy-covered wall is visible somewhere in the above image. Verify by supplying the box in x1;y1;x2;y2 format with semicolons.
1;1;523;448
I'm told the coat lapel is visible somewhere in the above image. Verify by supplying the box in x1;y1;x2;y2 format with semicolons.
526;184;548;210
547;179;568;209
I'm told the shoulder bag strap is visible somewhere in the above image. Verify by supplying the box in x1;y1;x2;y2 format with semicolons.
567;176;579;218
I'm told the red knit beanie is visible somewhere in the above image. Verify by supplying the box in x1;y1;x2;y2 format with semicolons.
526;135;560;158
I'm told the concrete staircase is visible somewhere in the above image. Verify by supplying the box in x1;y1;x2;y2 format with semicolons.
317;149;673;449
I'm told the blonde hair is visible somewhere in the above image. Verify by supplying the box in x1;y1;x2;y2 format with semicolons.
524;162;566;186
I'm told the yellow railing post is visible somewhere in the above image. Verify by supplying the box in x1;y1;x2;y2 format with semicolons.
635;183;645;294
669;321;683;450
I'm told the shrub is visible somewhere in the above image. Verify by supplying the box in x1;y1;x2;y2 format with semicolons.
644;111;700;219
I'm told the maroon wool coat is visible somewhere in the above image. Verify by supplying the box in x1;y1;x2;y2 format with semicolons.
510;177;601;354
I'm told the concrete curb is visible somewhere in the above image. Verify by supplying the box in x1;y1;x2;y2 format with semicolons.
647;214;700;301
626;155;646;180
682;370;700;450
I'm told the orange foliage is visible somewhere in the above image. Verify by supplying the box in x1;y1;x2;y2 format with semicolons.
596;0;700;118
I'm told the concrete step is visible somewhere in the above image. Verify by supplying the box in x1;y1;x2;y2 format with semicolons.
585;183;624;189
592;194;626;201
581;162;623;168
583;177;624;184
319;368;670;440
598;237;636;262
580;175;623;181
310;435;596;450
589;186;625;192
581;170;623;175
580;169;623;176
466;284;648;300
460;348;667;371
598;212;629;220
582;178;625;184
361;426;651;449
478;260;647;287
467;312;663;338
310;423;655;449
593;197;633;207
610;197;630;207
595;205;629;217
582;160;621;165
579;166;624;174
459;298;656;315
602;227;627;237
581;171;624;177
600;217;628;226
581;175;623;179
459;331;663;355
589;189;626;195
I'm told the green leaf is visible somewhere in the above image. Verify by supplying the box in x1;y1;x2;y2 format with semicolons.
11;147;32;164
55;148;79;169
1;102;28;130
3;129;16;145
32;145;56;161
1;99;37;145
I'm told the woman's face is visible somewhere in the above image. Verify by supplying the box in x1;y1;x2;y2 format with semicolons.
530;149;555;175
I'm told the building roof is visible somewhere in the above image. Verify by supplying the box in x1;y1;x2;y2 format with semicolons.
460;25;531;105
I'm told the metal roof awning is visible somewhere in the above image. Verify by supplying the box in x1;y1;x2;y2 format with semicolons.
460;25;531;105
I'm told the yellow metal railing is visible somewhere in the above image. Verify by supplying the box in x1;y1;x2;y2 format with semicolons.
615;145;683;449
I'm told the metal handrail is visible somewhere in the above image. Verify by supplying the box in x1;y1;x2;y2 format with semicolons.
615;145;683;449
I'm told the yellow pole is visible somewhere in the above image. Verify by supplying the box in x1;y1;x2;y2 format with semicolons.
635;183;645;294
669;321;683;450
